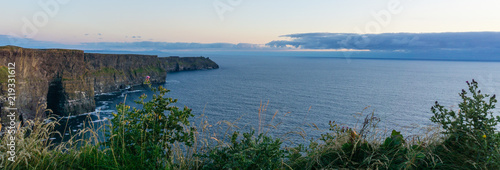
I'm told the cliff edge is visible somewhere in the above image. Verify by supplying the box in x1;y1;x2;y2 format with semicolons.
0;46;219;121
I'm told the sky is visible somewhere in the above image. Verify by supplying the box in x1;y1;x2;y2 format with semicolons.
1;0;500;52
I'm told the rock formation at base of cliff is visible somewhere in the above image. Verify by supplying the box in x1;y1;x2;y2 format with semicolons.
0;46;219;121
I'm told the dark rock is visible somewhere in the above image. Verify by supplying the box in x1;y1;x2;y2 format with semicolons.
0;46;219;121
159;56;219;72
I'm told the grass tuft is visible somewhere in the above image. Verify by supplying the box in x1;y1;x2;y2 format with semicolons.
1;79;499;169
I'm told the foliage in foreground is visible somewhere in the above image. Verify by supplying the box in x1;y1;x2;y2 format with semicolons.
106;84;195;169
1;79;499;169
285;113;435;169
431;79;500;169
199;130;286;169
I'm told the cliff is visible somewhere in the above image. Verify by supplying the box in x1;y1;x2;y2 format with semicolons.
0;46;219;121
160;56;219;72
0;46;94;120
85;53;167;94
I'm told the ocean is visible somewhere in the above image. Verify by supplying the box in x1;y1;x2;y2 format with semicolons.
54;54;500;144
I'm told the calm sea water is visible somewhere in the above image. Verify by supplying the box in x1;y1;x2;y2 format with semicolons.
54;55;500;144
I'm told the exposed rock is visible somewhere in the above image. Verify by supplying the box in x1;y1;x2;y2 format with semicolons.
0;46;219;121
159;56;219;72
84;53;167;94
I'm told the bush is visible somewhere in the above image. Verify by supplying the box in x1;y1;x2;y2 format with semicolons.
3;79;499;169
107;82;195;168
431;79;500;169
286;117;379;169
199;131;286;170
287;112;434;169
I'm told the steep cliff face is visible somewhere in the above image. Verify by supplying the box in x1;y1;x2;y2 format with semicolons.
160;56;219;72
84;53;167;94
0;46;219;120
0;46;94;120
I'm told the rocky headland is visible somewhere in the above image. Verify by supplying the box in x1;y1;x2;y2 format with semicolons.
0;46;218;121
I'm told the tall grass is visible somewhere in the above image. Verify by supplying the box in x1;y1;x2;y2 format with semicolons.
1;80;499;169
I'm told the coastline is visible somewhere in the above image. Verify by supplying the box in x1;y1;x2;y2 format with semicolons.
0;46;219;122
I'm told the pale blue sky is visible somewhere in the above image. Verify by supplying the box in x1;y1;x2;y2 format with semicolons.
1;0;500;46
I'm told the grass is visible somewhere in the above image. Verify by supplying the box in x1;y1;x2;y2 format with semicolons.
91;67;124;76
1;80;499;169
0;66;8;83
132;66;165;74
0;109;496;169
0;107;445;170
62;77;74;81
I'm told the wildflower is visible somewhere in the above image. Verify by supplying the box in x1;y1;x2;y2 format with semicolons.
349;129;359;143
146;76;150;79
483;134;487;139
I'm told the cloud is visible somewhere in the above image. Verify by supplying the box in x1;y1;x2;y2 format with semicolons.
0;35;71;49
0;34;268;51
2;32;500;53
79;41;268;51
266;32;500;51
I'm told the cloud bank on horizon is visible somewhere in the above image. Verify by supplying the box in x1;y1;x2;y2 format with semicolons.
0;34;270;51
80;42;267;51
1;32;500;52
267;32;500;51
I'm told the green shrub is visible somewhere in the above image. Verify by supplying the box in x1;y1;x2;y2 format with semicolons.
431;79;500;169
286;112;435;169
378;130;429;169
4;79;499;169
286;118;378;169
106;82;195;168
199;131;286;170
